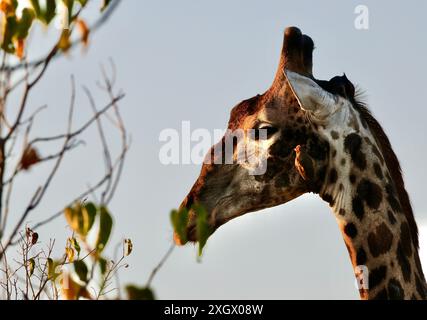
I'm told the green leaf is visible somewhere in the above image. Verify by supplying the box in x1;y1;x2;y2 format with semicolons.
42;0;57;25
98;257;108;275
73;260;88;283
125;285;156;300
1;16;18;53
29;0;41;16
82;202;97;234
70;237;81;258
47;258;57;280
95;206;113;252
16;8;35;39
28;258;35;277
194;204;212;257
170;208;189;245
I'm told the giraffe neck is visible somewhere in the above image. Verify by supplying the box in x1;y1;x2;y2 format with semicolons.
316;130;427;300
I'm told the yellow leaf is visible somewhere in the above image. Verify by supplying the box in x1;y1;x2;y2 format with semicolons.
64;207;79;232
65;246;75;263
58;29;71;52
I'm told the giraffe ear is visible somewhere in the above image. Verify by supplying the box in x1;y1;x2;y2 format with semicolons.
285;70;337;118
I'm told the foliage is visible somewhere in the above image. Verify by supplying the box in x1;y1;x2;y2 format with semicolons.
0;0;174;300
0;0;161;300
125;285;155;300
170;204;212;258
0;201;158;300
0;0;106;57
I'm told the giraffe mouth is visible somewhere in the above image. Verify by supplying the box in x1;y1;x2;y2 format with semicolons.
186;224;197;243
174;204;235;245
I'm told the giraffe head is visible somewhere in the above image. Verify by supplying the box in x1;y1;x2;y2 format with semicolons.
174;26;427;300
175;27;341;244
174;27;413;248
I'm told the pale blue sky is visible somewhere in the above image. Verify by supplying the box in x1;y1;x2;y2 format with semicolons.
4;0;427;299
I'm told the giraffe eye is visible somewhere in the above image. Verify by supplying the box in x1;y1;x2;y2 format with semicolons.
253;125;279;140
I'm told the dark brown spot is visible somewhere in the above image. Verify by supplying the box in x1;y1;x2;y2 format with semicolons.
396;243;411;282
344;223;358;238
350;174;356;184
275;171;290;188
321;194;335;207
356;247;367;265
367;222;393;257
331;131;339;140
369;265;387;290
386;183;402;212
329;169;338;184
312;165;327;193
344;133;367;170
400;222;413;257
307;135;329;161
352;196;365;220
339;208;346;216
357;179;383;210
341;158;346;166
256;157;284;181
372;288;388;300
388;278;404;300
373;163;383;180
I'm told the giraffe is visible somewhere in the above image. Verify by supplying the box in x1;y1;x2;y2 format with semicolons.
174;27;427;300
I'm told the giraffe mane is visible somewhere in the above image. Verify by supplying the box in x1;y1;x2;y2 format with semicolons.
352;91;419;249
316;75;419;249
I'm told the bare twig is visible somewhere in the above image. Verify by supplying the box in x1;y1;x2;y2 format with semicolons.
0;77;77;259
146;243;175;288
